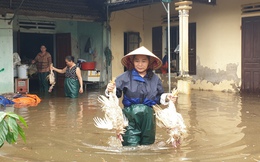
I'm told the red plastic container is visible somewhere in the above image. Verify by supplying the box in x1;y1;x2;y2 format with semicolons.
81;62;96;70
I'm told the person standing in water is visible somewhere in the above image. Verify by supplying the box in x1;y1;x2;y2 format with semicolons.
51;56;83;98
32;45;52;93
106;46;177;146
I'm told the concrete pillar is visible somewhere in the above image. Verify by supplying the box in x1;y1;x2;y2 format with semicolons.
0;14;14;93
175;1;192;76
175;1;192;94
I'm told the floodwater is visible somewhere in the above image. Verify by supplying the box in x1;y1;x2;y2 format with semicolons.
1;88;260;162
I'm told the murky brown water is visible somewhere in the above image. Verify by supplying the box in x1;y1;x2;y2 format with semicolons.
1;89;260;162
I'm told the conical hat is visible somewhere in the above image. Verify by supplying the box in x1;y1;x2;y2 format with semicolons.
121;46;162;70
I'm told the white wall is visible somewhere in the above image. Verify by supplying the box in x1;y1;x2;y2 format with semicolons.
55;20;79;60
77;21;107;83
0;14;14;93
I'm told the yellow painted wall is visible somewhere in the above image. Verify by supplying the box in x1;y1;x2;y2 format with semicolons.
110;7;146;77
191;0;258;74
189;0;259;92
110;2;181;77
109;0;260;92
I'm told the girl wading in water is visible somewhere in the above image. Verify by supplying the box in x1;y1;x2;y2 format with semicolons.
106;46;177;146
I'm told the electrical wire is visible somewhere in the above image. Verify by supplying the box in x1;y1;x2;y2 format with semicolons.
0;0;26;22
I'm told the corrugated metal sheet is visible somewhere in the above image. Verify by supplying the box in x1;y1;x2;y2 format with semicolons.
0;0;106;21
107;0;216;12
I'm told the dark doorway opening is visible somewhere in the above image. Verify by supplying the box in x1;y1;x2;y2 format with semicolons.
152;23;196;75
19;32;54;92
19;33;54;61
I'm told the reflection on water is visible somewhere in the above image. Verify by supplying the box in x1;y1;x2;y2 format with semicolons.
1;89;260;162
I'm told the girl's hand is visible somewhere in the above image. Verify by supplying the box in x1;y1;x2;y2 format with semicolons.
79;87;83;93
167;94;178;103
117;134;124;142
107;83;115;92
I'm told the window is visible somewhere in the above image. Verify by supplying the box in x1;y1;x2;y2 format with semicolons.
124;32;140;54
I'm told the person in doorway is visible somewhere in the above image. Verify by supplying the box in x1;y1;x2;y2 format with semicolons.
51;56;83;98
106;46;177;146
160;54;168;74
32;45;52;93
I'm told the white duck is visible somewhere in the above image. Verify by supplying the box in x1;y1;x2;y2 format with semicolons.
93;78;128;139
153;88;186;147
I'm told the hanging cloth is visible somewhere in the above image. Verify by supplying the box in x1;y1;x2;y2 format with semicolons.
84;37;92;53
104;47;112;66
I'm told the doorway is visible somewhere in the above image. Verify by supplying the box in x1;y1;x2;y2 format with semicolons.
152;23;196;75
19;32;54;92
18;32;71;92
19;33;54;62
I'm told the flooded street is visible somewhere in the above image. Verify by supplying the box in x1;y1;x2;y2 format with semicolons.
1;89;260;162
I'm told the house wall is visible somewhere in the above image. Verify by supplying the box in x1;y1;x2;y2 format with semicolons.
55;20;79;60
0;15;107;94
189;0;259;92
0;14;14;94
110;8;145;77
13;17;80;62
77;22;102;61
77;22;106;83
109;0;260;92
13;16;107;63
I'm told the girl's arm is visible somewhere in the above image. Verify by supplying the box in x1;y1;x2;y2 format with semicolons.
76;67;83;93
32;55;38;64
52;66;66;74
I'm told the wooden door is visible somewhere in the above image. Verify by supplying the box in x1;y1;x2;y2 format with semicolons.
242;16;260;93
189;23;196;75
152;26;163;60
152;26;163;73
17;30;20;55
56;33;71;89
170;26;180;73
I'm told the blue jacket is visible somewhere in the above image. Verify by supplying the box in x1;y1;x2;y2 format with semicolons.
115;69;164;107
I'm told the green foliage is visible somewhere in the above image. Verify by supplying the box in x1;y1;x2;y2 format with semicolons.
0;112;27;148
0;68;4;72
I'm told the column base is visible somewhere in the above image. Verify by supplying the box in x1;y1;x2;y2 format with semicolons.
177;79;191;94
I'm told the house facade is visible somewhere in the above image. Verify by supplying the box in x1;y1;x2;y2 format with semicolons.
108;0;260;93
0;0;110;94
1;0;260;94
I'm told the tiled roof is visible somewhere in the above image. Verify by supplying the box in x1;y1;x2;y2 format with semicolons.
0;0;106;21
